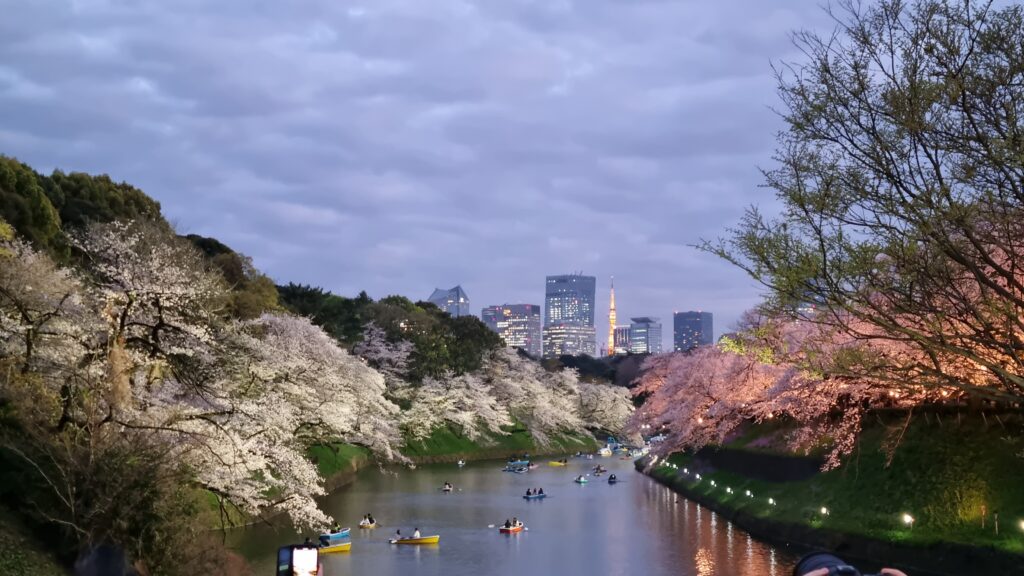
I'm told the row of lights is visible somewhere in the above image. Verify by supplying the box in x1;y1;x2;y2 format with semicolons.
663;462;928;528
660;462;1024;533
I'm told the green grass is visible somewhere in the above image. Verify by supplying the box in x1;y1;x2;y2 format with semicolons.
650;417;1024;554
0;508;66;575
400;424;598;460
308;443;371;479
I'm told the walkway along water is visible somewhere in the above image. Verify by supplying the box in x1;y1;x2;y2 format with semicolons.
231;456;797;575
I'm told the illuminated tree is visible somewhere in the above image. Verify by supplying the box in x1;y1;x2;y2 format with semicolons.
706;0;1024;401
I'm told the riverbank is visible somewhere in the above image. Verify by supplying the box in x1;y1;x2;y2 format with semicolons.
639;416;1024;575
399;425;599;464
311;425;600;488
214;427;600;530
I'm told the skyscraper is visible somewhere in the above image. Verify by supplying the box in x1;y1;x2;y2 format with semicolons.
481;304;542;357
628;317;663;355
613;326;631;354
427;285;470;318
606;277;617;356
543;273;596;358
673;311;713;352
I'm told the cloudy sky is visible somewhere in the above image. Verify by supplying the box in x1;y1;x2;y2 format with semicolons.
1;0;833;348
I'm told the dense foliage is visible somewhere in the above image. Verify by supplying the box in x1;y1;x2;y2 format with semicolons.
0;155;162;261
279;284;503;381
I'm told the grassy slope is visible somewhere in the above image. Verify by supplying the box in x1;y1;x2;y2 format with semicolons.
650;417;1024;554
308;443;372;479
400;425;598;461
0;508;66;575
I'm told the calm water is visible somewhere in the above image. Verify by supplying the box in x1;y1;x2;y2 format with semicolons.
231;456;797;576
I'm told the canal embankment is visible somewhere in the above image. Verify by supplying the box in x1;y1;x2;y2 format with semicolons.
638;416;1024;575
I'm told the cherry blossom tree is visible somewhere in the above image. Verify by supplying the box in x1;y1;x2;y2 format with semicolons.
630;312;936;469
353;322;414;389
3;222;407;530
482;349;633;445
397;372;513;441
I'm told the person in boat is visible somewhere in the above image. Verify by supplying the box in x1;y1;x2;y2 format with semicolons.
538;487;544;495
525;488;532;496
512;516;521;528
303;537;313;546
367;513;375;525
504;518;512;529
576;475;585;482
412;527;421;538
394;529;402;540
330;521;342;534
609;474;617;481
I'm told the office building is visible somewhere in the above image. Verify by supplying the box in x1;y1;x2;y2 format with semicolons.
543;273;596;358
629;317;663;355
481;304;542;357
613;326;631;355
427;285;470;318
673;311;713;352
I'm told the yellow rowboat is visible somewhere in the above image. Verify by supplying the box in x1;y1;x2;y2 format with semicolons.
359;522;377;529
390;535;440;545
320;542;351;554
548;461;567;467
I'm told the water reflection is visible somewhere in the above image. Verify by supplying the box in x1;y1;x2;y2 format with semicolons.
232;458;795;576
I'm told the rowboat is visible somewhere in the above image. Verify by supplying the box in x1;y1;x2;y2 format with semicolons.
597;447;613;457
548;461;567;467
390;535;440;545
523;493;547;500
499;524;524;534
320;541;351;554
319;528;351;542
507;459;530;467
358;522;377;529
457;460;466;467
574;477;588;484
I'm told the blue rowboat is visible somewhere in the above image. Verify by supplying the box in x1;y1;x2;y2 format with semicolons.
318;528;350;543
507;460;530;467
523;493;547;500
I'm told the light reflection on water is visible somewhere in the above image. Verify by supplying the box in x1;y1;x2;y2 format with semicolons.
230;458;796;576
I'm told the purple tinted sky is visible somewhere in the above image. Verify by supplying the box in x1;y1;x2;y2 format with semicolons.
0;0;833;348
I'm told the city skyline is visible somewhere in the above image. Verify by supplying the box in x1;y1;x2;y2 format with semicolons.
0;1;824;350
464;274;710;355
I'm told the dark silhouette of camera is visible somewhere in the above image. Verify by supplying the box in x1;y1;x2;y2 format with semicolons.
793;552;883;576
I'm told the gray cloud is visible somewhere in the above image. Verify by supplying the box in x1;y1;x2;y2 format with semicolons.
0;0;833;347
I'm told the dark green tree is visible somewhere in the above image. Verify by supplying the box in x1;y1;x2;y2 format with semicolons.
0;157;65;258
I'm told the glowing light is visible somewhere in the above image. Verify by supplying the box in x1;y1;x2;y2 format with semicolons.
695;474;702;480
683;468;689;474
697;417;704;424
726;487;733;494
820;507;829;516
902;513;914;526
745;490;752;497
768;498;776;506
1019;520;1024;532
710;480;716;487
